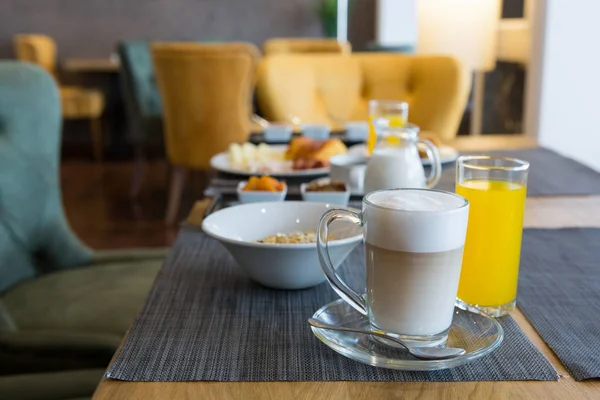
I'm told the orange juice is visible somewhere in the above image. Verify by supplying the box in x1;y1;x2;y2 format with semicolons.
367;114;407;154
456;180;527;307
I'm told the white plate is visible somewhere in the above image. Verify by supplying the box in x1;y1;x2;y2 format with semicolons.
311;299;503;371
210;145;330;177
347;144;459;165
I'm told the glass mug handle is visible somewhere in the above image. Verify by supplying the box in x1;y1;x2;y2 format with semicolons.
317;208;368;315
418;138;442;188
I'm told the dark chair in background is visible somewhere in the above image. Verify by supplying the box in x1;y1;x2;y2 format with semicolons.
0;62;165;393
117;41;164;197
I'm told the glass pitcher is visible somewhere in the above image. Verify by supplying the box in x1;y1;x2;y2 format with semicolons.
367;100;409;155
363;119;442;194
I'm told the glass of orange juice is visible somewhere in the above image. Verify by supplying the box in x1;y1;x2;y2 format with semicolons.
368;100;408;154
455;156;530;317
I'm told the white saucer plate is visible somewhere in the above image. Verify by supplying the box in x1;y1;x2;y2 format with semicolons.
310;298;504;371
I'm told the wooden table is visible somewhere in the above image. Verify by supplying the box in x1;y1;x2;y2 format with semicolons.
93;135;600;399
62;58;120;73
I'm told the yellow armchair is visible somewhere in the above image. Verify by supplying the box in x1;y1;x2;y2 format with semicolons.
263;38;351;55
151;42;259;224
256;53;471;141
13;34;57;77
13;34;106;161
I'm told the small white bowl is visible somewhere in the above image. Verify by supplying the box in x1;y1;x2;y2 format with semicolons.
264;123;293;142
202;201;362;289
300;178;350;206
301;123;331;140
345;121;369;141
237;181;287;204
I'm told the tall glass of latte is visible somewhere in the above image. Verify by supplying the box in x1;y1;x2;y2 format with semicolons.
317;188;469;346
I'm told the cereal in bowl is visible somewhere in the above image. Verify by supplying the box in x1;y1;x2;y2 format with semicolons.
257;230;318;244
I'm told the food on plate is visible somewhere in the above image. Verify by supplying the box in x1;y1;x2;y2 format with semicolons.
242;176;286;192
256;230;318;244
225;138;346;173
305;180;347;192
418;132;442;158
285;137;321;160
285;137;347;170
228;142;285;171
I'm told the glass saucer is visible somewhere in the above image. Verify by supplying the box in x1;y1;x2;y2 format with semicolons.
310;299;504;371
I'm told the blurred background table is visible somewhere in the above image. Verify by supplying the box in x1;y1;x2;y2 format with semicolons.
62;58;120;73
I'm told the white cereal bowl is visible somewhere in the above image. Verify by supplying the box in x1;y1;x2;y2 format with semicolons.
237;181;287;204
201;201;362;289
300;178;351;206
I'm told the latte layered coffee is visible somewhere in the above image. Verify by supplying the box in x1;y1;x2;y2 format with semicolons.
364;190;469;338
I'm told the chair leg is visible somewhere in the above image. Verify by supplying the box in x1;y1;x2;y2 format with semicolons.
90;118;103;162
166;166;187;226
130;145;145;198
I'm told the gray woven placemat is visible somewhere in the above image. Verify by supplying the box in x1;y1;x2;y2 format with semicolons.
106;230;557;382
435;148;600;195
518;228;600;381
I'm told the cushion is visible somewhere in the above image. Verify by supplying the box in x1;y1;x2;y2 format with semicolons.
60;86;104;119
263;38;351;55
2;258;161;335
0;368;103;400
256;53;471;141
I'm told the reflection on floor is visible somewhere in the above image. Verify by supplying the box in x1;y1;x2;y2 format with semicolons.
61;161;205;250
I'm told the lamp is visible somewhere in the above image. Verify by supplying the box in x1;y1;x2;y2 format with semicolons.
336;0;348;42
416;0;501;135
375;0;418;49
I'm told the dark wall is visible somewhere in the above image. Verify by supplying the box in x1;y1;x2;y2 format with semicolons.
0;0;375;60
0;0;376;160
348;0;376;50
502;0;524;18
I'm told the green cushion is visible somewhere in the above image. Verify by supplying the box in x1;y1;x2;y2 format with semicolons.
0;256;162;373
0;369;103;400
3;259;161;334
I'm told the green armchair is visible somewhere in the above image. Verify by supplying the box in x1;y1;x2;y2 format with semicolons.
0;369;105;400
117;41;164;197
0;61;165;377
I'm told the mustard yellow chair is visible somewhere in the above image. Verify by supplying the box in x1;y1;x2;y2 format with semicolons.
256;53;471;141
152;42;260;224
263;38;351;55
13;34;105;161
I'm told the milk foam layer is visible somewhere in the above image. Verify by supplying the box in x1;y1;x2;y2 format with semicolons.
364;190;469;253
368;190;466;212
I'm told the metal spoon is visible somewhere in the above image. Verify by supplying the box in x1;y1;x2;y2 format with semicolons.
308;318;466;360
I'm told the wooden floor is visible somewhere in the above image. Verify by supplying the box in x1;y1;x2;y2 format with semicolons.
61;161;203;250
